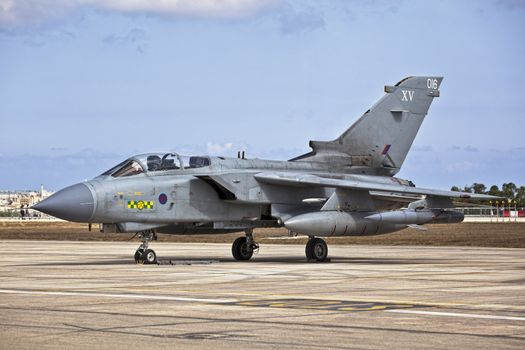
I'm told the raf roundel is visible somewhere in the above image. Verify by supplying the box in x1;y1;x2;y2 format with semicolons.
159;193;168;205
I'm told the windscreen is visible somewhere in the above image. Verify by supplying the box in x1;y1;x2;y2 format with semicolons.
100;160;128;176
111;160;144;177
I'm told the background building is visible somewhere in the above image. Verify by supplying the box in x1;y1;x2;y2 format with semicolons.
0;185;54;216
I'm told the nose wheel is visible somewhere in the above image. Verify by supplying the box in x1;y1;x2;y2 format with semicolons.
134;230;157;264
305;237;328;262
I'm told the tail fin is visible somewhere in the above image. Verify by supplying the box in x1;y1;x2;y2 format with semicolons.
291;76;443;175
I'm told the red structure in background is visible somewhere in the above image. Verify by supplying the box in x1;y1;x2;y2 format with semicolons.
502;210;525;217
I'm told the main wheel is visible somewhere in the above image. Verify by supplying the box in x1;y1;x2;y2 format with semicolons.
134;249;144;264
232;236;253;261
305;238;328;262
143;249;157;264
305;239;315;260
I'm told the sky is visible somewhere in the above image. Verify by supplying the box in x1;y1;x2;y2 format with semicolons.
0;0;524;191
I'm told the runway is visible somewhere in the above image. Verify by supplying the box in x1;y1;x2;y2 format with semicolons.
0;241;524;349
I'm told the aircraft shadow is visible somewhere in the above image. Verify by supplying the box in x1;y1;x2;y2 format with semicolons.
158;256;446;265
19;256;447;267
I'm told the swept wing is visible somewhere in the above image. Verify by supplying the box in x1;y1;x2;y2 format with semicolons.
254;172;499;200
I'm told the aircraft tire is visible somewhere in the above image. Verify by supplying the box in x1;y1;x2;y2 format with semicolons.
134;249;144;264
305;239;315;260
306;238;328;262
143;249;157;264
232;236;253;261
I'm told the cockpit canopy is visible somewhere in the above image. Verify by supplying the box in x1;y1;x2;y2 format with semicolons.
101;153;211;178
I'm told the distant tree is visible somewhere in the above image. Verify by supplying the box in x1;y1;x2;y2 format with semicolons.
515;186;525;206
447;183;523;207
0;211;19;217
471;183;487;194
502;182;517;200
488;185;501;197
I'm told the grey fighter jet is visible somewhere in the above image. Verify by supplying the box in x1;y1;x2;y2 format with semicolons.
33;76;498;264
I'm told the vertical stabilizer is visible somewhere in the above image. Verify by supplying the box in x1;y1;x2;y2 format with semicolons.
292;76;443;175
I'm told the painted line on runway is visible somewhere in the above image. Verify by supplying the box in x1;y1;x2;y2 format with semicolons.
127;289;524;312
385;309;525;321
0;289;237;304
3;288;524;321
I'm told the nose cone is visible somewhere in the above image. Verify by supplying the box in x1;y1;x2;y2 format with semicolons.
32;183;95;222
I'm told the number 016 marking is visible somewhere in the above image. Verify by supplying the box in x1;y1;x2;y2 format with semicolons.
427;78;438;89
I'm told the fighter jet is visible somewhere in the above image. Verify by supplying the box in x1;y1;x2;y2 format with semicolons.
33;76;498;264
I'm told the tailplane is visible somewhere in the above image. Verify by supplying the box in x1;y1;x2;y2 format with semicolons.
291;76;443;175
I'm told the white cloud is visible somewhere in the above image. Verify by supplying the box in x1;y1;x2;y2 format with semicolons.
446;161;476;174
0;0;280;29
276;3;325;35
412;145;433;152
99;0;280;19
206;141;233;155
464;145;479;152
103;27;147;53
0;0;77;29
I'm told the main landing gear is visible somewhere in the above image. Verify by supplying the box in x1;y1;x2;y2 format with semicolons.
232;229;259;261
230;231;328;262
305;237;328;262
134;230;158;264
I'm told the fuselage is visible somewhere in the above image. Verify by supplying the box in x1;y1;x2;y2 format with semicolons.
37;152;412;235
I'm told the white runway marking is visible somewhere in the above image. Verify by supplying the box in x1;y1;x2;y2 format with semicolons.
2;288;524;321
386;309;525;321
0;289;237;304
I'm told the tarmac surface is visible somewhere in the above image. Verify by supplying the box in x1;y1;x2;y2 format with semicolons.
0;241;524;349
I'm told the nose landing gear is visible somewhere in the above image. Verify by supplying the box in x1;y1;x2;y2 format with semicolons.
134;230;158;264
